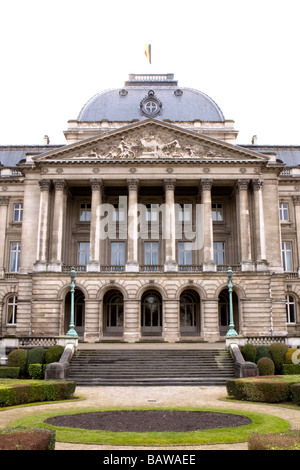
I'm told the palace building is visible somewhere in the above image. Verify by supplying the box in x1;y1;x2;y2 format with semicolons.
1;73;300;347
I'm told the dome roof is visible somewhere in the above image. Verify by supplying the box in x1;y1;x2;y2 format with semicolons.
77;74;225;123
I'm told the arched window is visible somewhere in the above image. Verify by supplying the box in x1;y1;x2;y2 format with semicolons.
141;291;162;336
104;290;124;336
7;296;17;325
286;295;296;324
180;290;200;335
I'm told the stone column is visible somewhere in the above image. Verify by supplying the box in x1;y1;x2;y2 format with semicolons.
200;179;216;271
49;179;67;271
253;179;268;271
126;179;139;272
0;197;9;278
293;196;300;277
236;179;253;271
164;179;177;272
87;179;103;272
34;179;51;272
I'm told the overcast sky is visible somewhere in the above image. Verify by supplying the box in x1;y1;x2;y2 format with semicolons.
0;0;299;146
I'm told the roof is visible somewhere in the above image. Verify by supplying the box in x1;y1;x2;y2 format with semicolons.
0;146;63;167
77;73;225;123
241;145;300;167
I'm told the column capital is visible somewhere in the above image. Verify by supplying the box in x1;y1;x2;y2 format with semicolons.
236;179;250;191
164;178;176;191
38;179;52;191
90;179;103;191
253;179;264;191
0;196;9;206
199;179;213;191
53;179;67;191
127;179;139;191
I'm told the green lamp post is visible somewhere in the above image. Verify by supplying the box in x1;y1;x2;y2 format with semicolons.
225;266;238;337
66;266;78;337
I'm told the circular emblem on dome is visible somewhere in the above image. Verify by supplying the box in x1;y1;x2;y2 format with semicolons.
140;92;162;118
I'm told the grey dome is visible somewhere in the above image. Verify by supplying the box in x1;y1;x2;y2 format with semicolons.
77;74;225;123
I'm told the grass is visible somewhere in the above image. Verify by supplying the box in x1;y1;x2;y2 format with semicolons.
8;406;290;447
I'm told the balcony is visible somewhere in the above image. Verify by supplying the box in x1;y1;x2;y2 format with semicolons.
139;265;164;273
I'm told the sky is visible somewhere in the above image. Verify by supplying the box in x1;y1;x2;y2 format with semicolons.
0;0;299;146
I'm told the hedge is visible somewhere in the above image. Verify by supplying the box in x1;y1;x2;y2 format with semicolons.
226;376;300;403
0;426;55;450
28;364;44;380
0;367;20;379
282;364;300;375
0;380;76;407
291;383;300;402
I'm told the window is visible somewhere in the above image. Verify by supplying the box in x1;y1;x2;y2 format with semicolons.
214;242;225;265
282;242;293;272
178;242;192;265
145;242;159;265
212;203;223;222
146;204;158;222
9;242;21;272
178;204;192;222
78;242;90;265
113;203;125;222
279;203;289;222
79;203;91;222
7;296;17;324
13;203;23;222
286;295;296;323
111;242;125;267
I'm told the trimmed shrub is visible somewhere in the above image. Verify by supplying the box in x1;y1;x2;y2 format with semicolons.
291;383;300;402
270;342;289;374
45;345;64;364
282;364;300;375
241;344;256;363
226;378;289;403
28;364;44;380
0;380;76;407
0;367;20;379
7;349;28;378
257;357;275;376
255;345;272;363
27;347;45;368
0;426;55;450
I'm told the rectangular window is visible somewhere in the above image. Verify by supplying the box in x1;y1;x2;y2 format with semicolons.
78;242;90;265
111;242;125;266
113;203;125;222
146;204;158;222
13;203;23;222
9;242;21;272
212;203;223;222
145;242;159;265
213;241;225;265
286;295;296;323
79;203;91;222
282;242;293;272
7;296;17;325
178;204;192;222
178;242;192;265
279;203;289;222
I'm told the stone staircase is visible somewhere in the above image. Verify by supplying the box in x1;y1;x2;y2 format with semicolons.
68;349;235;386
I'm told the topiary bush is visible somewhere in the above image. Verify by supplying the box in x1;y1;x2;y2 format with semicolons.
255;345;272;363
257;357;275;376
45;345;64;364
0;426;55;450
27;347;45;370
270;342;289;374
7;349;28;378
241;344;257;363
28;364;44;380
226;377;290;403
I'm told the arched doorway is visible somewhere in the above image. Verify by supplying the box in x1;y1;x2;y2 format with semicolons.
218;289;239;336
141;291;162;336
103;290;124;336
180;290;201;336
64;289;85;337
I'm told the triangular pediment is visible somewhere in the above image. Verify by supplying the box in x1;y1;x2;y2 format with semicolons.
32;119;269;164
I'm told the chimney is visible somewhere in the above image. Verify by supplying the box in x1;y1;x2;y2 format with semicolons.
44;135;50;145
251;135;258;145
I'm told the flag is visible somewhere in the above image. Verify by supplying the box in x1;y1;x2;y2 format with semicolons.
145;44;151;64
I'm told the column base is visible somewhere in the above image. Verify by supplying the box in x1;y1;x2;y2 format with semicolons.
47;261;63;272
255;260;269;272
33;261;48;273
125;261;139;273
202;261;216;272
86;261;101;273
240;261;255;272
164;261;178;272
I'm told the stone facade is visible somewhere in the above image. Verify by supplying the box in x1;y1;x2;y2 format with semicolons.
0;74;299;345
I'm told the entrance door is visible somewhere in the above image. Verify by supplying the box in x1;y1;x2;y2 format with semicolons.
180;290;200;336
104;290;124;336
141;291;162;336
